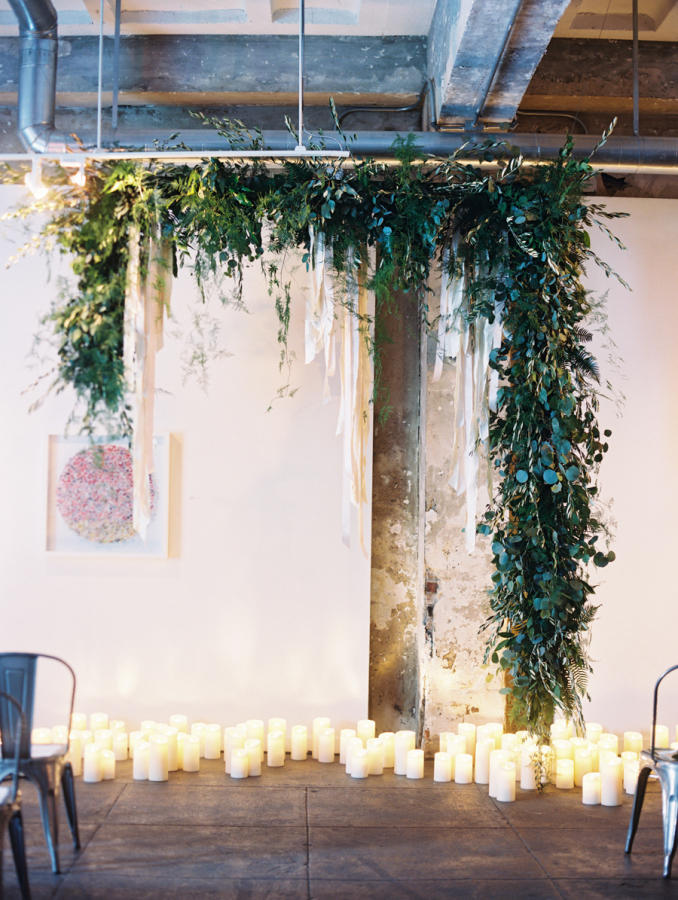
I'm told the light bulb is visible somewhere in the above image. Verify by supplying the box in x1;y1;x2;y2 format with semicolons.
70;161;86;187
24;157;48;199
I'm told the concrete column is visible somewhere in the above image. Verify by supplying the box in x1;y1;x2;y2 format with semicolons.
368;289;425;736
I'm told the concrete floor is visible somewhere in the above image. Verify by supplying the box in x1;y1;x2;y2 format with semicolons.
1;758;676;899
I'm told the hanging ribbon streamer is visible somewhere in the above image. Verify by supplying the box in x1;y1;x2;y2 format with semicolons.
123;224;172;540
308;232;373;553
435;243;503;553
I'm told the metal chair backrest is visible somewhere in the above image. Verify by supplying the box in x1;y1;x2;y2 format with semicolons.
0;690;25;803
651;663;678;755
0;653;75;759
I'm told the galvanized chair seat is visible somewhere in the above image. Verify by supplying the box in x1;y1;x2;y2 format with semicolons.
0;653;81;875
625;664;678;879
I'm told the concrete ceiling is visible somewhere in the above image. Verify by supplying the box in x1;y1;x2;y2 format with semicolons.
0;0;437;35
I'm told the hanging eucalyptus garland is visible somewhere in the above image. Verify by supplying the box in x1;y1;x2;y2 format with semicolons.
2;125;623;736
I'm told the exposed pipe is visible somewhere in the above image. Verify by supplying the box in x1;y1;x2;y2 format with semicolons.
632;0;640;137
8;0;72;153
296;0;305;150
111;0;122;132
96;0;104;149
2;132;678;175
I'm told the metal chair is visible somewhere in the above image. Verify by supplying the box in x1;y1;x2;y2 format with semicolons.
0;691;30;899
625;663;678;878
0;653;81;875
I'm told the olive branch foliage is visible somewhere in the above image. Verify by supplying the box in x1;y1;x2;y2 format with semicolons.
2;122;624;736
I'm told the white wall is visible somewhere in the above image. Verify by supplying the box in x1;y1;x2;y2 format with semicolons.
584;197;678;733
0;185;371;729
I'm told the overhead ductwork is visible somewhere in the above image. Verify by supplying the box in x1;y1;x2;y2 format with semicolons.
9;0;71;152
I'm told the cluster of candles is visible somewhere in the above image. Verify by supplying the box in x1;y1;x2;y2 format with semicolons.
32;713;678;806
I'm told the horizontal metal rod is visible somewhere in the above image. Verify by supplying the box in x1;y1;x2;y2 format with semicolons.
2;131;678;175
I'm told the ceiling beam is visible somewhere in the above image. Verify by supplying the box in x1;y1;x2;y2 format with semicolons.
0;34;426;109
428;0;569;127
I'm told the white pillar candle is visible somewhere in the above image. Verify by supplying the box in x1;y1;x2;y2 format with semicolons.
581;771;601;805
339;729;356;764
379;733;395;768
366;738;384;775
140;720;157;739
623;756;640;795
598;733;619;755
474;737;494;784
148;735;169;782
433;751;452;782
346;737;364;775
406;748;424;779
204;724;222;760
109;719;125;734
439;732;454;754
230;748;249;779
169;714;188;734
246;720;265;744
552;739;573;761
245;739;262;776
267;730;285;767
351;748;369;778
268;717;287;747
190;723;207;757
224;727;246;774
89;712;108;732
623;731;643;754
181;735;200;772
71;713;87;731
489;750;511;798
540;745;554;784
176;732;186;770
520;745;537;790
311;717;330;758
32;728;51;744
501;733;518;753
598;748;617;771
485;722;503;749
113;732;128;761
454;753;473;784
555;759;574;789
101;749;116;780
654;725;670;749
94;729;113;751
357;719;375;745
394;730;416;775
574;748;593;786
446;734;466;759
621;750;639;764
51;726;69;745
133;741;150;780
291;725;308;760
163;727;178;771
550;721;570;741
600;756;623;806
129;731;143;754
589;743;599;772
495;761;516;801
68;731;83;777
570;737;589;754
318;727;335;763
458;723;476;758
83;744;103;783
585;722;603;744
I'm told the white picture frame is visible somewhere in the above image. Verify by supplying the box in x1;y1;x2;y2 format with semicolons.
45;434;170;557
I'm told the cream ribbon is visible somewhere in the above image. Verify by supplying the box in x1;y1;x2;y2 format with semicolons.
308;235;373;553
123;225;172;539
437;247;503;553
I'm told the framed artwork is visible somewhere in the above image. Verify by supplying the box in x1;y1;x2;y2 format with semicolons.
45;434;170;557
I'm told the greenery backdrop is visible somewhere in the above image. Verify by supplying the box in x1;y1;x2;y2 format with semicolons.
3;126;622;737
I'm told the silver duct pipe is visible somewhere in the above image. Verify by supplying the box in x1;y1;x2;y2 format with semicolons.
8;0;71;152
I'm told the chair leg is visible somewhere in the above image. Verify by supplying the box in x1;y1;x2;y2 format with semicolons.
9;810;31;900
625;765;652;854
60;762;81;851
659;766;678;879
33;766;61;875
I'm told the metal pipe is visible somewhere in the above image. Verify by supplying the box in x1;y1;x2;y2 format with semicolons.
111;0;121;132
297;0;305;150
472;0;523;127
632;0;640;137
8;0;74;152
3;132;678;175
96;0;104;150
